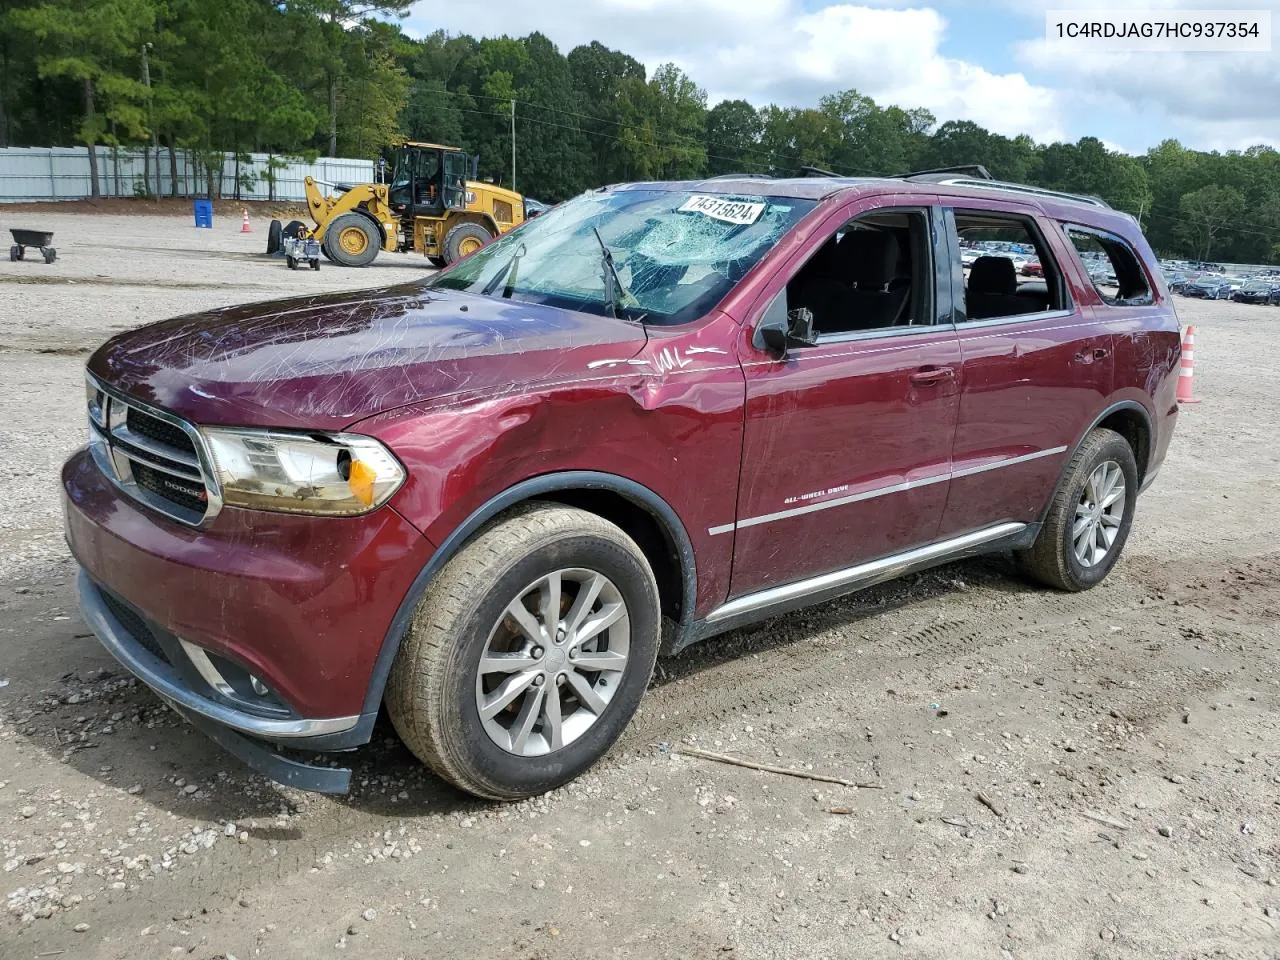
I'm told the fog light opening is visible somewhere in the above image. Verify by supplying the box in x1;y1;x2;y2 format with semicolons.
249;675;269;696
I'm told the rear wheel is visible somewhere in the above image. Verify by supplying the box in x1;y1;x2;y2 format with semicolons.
1017;428;1138;591
281;219;306;240
266;220;282;255
442;221;492;265
322;213;379;267
386;503;661;800
427;256;447;269
43;247;56;264
9;245;21;261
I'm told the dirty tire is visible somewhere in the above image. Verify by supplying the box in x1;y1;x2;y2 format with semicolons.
1017;427;1138;591
441;221;492;264
386;503;661;801
427;255;447;269
42;248;56;264
266;219;282;255
321;213;379;267
281;219;306;240
9;245;21;262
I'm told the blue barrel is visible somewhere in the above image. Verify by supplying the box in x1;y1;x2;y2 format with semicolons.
193;198;213;228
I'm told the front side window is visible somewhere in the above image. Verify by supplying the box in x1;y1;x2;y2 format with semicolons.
430;188;816;325
954;211;1068;322
1065;226;1152;306
783;208;934;338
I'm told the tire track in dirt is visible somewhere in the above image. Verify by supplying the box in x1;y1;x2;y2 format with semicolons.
623;552;1280;751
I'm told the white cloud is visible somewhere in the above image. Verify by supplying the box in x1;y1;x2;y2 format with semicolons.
406;0;1066;141
1014;39;1280;151
993;0;1280;149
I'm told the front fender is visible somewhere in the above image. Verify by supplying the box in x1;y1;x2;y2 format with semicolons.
356;470;699;717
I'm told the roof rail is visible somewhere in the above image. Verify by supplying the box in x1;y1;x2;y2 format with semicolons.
932;177;1112;209
890;163;1110;208
704;173;774;181
894;164;993;180
798;165;842;179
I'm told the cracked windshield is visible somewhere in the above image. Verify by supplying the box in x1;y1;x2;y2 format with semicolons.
429;188;815;323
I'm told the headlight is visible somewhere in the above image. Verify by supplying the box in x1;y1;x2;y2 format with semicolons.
200;428;405;516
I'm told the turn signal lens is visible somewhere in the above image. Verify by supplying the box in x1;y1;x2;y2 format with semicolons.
347;459;377;507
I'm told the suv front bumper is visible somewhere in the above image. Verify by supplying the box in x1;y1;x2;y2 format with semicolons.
62;447;434;791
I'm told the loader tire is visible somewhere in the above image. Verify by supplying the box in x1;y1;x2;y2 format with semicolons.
266;220;282;255
442;222;492;264
322;213;379;267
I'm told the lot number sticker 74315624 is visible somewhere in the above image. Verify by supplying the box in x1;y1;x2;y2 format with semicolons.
678;195;766;225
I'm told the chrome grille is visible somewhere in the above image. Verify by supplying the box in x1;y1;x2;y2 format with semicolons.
86;376;222;526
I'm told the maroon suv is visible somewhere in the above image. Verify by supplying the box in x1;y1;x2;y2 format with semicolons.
63;172;1180;799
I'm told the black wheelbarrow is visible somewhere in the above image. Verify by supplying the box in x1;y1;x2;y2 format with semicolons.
9;229;56;264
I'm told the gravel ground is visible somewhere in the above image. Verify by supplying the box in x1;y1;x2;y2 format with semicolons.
0;210;1278;960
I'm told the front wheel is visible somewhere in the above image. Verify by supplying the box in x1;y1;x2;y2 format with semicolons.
386;503;661;800
1017;427;1138;591
321;213;380;267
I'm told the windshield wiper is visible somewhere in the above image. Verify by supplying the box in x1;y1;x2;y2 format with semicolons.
480;242;526;298
592;227;635;319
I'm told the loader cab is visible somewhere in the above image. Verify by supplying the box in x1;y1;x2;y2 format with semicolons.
385;143;471;219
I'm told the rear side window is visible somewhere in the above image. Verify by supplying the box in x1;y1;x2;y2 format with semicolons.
952;210;1069;322
1065;227;1152;307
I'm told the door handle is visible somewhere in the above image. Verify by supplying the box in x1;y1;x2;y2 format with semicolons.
909;366;955;384
1094;347;1111;360
1073;348;1111;363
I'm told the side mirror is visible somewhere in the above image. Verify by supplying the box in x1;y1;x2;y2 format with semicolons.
786;307;817;346
759;306;818;357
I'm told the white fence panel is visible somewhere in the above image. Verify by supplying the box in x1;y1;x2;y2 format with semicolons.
0;147;376;203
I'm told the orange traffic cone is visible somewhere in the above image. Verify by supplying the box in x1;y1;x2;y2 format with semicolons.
1176;324;1200;404
240;209;252;234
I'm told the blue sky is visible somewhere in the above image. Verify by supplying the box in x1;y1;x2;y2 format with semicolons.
407;0;1280;154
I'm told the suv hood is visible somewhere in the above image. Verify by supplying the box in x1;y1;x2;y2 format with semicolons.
88;284;647;431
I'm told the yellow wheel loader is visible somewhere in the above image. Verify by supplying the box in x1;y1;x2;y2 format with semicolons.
274;142;525;268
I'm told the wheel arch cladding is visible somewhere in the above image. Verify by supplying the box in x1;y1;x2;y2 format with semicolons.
360;471;697;716
1094;405;1151;483
1039;400;1152;525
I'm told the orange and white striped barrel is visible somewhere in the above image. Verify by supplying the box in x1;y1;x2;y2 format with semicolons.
1176;324;1200;404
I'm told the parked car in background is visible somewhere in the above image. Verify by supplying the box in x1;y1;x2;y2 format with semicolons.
1088;264;1118;286
1214;279;1244;300
1020;259;1043;278
1232;279;1275;305
1183;276;1227;299
64;172;1182;800
523;197;551;219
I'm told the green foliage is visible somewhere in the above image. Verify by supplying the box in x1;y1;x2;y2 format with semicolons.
1177;184;1246;260
3;12;1276;260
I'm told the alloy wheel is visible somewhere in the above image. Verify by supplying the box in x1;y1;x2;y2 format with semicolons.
475;569;630;757
1073;460;1126;567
